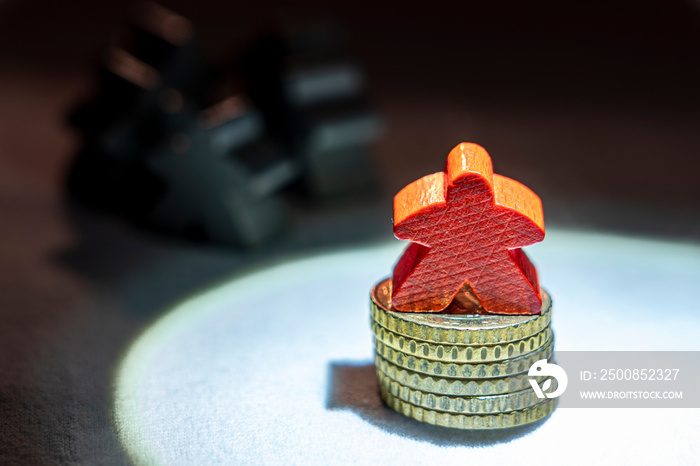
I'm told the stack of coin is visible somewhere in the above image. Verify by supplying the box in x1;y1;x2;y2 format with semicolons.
370;278;557;429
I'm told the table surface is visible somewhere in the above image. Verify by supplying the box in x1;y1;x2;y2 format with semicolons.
2;183;699;464
2;2;700;462
111;229;700;465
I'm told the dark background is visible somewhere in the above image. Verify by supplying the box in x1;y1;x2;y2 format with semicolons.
1;0;699;463
2;0;700;233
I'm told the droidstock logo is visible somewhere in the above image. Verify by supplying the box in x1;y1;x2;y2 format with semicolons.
529;359;568;398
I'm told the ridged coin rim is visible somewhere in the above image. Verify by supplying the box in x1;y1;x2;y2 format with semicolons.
379;388;557;430
374;354;546;396
371;286;552;345
374;336;554;379
377;370;550;414
372;322;552;363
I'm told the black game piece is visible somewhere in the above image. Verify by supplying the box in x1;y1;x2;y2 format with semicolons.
146;96;298;246
240;19;382;197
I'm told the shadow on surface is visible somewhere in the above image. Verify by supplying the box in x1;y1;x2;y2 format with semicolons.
57;198;392;318
16;199;390;464
326;362;550;446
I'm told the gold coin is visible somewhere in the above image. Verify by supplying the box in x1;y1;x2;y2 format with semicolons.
374;336;554;379
379;387;557;430
371;279;552;346
377;370;550;414
372;322;552;363
374;353;546;396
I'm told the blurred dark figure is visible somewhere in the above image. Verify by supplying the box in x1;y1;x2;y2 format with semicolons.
66;2;382;247
240;18;381;197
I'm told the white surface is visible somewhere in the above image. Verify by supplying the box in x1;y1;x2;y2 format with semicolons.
114;229;700;465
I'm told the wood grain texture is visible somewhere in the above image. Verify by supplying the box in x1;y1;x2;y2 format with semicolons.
392;143;545;315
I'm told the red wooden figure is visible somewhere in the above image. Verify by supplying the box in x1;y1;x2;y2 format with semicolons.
392;143;545;315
